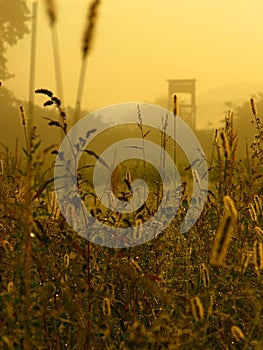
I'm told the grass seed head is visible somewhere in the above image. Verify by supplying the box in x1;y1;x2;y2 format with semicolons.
210;196;237;266
191;296;204;322
231;325;245;342
64;253;70;268
173;94;178;116
102;297;111;316
19;105;26;126
7;281;14;293
134;219;143;241
224;195;238;219
254;194;262;214
126;170;131;184
201;264;210;288
250;97;257;117
219;130;231;160
0;160;3;175
44;0;57;25
255;226;263;242
82;0;101;58
253;240;263;272
51;191;60;220
248;203;257;223
239;251;251;274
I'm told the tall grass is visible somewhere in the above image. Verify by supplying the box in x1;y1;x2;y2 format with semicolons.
74;0;101;124
1;88;263;348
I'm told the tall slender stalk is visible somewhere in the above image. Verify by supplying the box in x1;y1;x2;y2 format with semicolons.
21;129;35;350
44;0;64;141
74;58;88;123
74;0;101;124
28;0;38;138
20;106;29;153
44;0;64;102
173;94;177;169
51;26;64;102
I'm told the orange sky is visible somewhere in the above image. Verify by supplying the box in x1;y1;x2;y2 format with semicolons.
4;0;263;128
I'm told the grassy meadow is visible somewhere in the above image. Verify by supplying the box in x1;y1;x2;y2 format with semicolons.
0;88;263;350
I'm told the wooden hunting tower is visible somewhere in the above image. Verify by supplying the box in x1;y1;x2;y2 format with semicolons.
167;79;196;131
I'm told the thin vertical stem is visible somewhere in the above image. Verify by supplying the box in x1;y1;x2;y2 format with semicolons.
173;94;177;181
74;0;102;124
28;1;38;135
74;57;88;124
22;140;34;350
51;24;64;102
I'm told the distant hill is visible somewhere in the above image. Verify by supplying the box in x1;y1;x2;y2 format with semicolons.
196;81;263;129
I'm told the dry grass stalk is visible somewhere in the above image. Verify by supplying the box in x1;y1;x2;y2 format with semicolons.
64;253;70;268
253;240;263;274
173;94;178;116
2;240;14;253
124;170;132;192
74;0;102;123
218;129;231;160
214;129;218;143
126;170;132;185
210;196;237;266
248;203;257;223
51;191;60;220
255;226;263;242
20;105;26;126
0;160;3;175
20;105;29;153
200;264;210;288
191;296;204;322
7;281;14;293
102;297;111;316
231;325;245;342
239;251;251;274
43;0;64;111
82;0;101;58
134;219;143;241
250;97;257;117
254;194;262;214
44;0;57;25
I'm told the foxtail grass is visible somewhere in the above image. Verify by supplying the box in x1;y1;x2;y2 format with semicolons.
248;203;257;223
231;325;245;342
44;0;56;25
210;195;237;266
20;105;29;153
191;296;204;322
253;240;263;275
200;263;210;288
239;251;251;274
0;159;3;175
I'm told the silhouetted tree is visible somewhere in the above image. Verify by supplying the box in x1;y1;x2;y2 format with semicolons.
0;0;30;80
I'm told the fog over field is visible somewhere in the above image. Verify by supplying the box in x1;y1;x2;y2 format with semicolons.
3;0;263;130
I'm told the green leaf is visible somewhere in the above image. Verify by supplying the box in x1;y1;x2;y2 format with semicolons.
33;140;41;152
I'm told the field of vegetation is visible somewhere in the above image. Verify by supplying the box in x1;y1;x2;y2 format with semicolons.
1;1;263;349
0;87;263;349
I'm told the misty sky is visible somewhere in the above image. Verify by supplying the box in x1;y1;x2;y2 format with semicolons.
4;0;263;128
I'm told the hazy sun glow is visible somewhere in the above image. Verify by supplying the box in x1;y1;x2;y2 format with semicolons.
4;0;263;128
